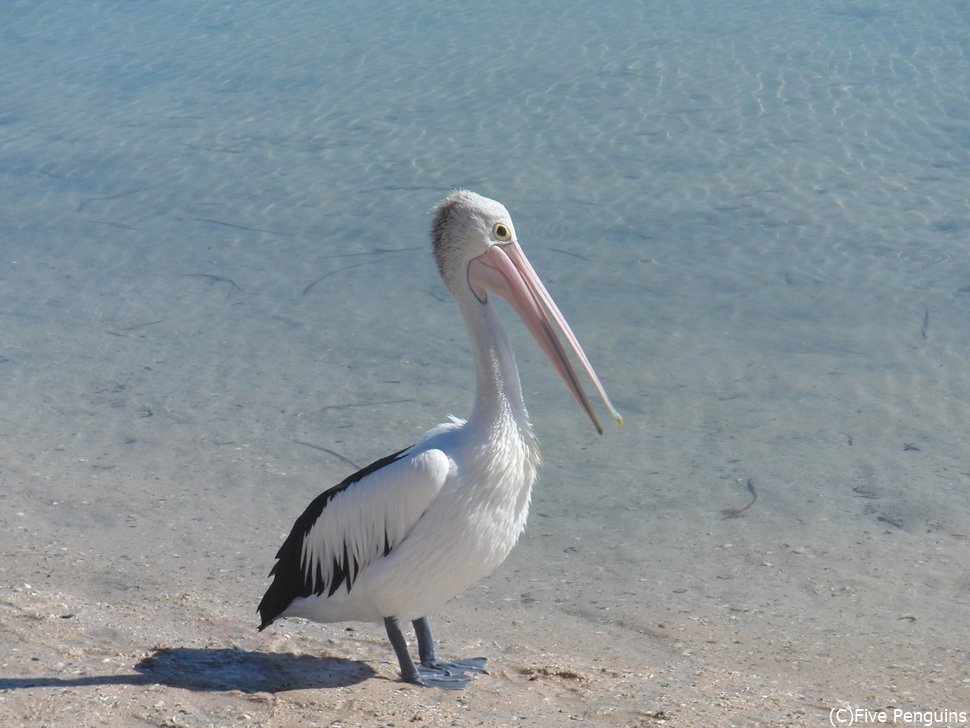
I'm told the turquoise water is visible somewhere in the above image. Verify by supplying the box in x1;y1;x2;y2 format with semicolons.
2;0;969;715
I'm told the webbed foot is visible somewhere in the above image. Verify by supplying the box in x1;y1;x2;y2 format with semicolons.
404;657;487;689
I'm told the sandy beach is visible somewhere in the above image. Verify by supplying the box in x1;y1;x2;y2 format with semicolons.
1;257;967;725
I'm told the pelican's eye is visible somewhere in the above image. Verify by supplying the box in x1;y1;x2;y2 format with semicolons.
492;223;512;241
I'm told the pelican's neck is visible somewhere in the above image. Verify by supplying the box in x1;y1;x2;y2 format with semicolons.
456;292;532;439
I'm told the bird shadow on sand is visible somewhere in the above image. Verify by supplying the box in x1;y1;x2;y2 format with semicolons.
0;646;376;693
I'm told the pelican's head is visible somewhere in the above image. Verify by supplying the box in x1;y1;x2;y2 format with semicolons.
431;190;516;294
431;190;623;434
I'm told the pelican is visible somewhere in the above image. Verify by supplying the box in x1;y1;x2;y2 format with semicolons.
258;190;622;687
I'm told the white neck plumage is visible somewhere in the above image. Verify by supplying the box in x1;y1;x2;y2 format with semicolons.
458;291;533;442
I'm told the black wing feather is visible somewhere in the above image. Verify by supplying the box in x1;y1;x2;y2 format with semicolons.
257;446;411;630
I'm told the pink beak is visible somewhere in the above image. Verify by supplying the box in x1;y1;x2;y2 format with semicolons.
467;242;623;434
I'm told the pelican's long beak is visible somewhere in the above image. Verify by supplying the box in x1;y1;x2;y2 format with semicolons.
467;242;623;434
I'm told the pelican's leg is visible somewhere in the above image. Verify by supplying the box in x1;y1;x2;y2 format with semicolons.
384;617;421;685
413;615;439;664
384;616;486;689
411;616;488;686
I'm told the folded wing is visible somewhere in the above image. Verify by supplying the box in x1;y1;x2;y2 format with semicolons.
258;445;452;629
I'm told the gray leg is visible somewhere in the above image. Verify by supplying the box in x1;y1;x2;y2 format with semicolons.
412;616;438;665
409;616;488;687
384;615;487;688
384;617;421;684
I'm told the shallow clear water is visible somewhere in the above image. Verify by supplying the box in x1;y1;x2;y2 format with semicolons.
2;0;969;712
